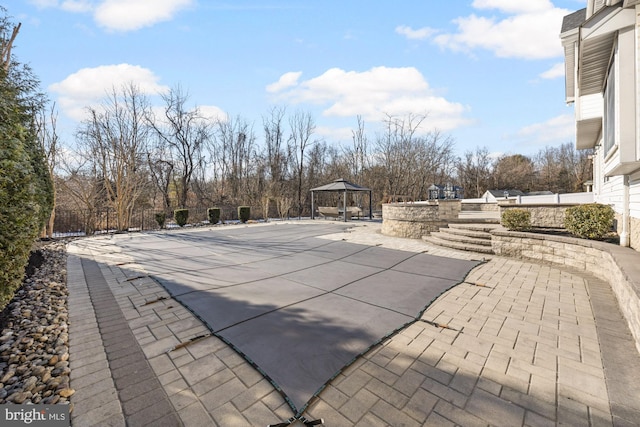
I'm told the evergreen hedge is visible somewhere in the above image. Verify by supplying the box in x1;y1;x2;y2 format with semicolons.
0;31;54;309
207;207;221;225
155;212;166;229
238;206;250;223
174;209;189;227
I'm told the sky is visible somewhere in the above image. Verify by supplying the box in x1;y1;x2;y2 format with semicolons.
5;0;587;158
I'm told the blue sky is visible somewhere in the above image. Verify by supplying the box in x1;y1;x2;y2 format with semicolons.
7;0;586;157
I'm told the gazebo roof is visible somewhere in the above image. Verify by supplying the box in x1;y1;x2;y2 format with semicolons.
310;178;371;192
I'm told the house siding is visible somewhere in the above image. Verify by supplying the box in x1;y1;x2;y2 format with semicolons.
630;179;640;217
637;5;640;161
597;175;625;208
578;94;604;120
594;145;625;207
563;2;640;251
595;0;605;11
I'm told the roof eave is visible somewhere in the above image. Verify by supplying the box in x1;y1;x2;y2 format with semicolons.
578;6;634;96
576;117;602;149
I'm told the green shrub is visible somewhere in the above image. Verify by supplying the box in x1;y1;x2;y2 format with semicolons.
155;212;166;229
565;203;614;240
0;31;54;310
174;209;189;227
501;208;531;231
207;207;221;225
238;206;250;223
0;129;46;309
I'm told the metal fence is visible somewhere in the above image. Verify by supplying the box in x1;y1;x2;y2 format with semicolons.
51;205;265;237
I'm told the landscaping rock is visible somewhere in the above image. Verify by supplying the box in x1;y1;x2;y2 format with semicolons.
0;241;71;406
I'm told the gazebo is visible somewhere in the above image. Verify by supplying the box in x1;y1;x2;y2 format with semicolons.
310;178;373;222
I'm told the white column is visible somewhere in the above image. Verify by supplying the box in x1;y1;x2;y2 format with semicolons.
621;175;631;247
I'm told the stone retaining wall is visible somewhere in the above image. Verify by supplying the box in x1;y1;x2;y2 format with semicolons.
381;201;461;239
462;203;499;212
632;217;640;251
499;204;578;228
438;200;462;220
492;229;640;353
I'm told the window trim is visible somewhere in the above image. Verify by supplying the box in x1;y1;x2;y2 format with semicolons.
603;51;617;156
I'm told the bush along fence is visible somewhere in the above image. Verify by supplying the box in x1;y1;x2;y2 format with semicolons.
51;205;268;237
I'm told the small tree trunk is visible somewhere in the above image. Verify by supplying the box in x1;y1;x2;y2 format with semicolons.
1;23;20;71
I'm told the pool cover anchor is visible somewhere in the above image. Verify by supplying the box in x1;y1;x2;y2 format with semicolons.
267;416;324;427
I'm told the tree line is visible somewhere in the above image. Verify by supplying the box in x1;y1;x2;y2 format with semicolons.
53;83;592;230
1;5;593;243
0;6;594;310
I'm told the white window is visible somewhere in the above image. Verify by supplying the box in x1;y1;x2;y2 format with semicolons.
603;59;616;154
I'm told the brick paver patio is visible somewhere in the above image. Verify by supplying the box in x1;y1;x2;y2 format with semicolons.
67;221;640;426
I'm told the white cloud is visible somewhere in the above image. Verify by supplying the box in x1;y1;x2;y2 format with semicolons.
95;0;193;31
513;114;575;145
60;0;93;13
315;125;353;142
267;66;471;131
417;2;570;60
540;62;565;79
266;72;302;93
29;0;193;31
198;105;227;122
49;63;169;120
395;25;438;40
471;0;554;14
28;0;60;8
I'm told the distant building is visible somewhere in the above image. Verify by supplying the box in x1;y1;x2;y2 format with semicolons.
560;0;640;249
480;189;526;203
427;184;463;200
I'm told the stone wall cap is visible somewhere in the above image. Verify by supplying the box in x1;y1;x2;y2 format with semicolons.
492;228;640;298
498;203;580;207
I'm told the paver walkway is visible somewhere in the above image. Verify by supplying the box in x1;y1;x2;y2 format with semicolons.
66;221;640;426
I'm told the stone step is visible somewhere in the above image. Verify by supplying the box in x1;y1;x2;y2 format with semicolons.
422;234;495;254
431;231;493;247
440;227;492;240
448;223;502;233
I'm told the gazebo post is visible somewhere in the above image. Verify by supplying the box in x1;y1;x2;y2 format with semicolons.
311;191;315;220
343;189;347;222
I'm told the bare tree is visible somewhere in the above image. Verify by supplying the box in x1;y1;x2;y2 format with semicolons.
374;113;455;200
0;10;19;72
56;152;106;235
146;147;174;213
35;103;60;237
557;142;593;192
456;146;492;198
76;84;151;231
533;143;592;193
263;106;288;184
211;114;256;204
261;106;289;206
149;85;211;208
341;115;370;181
492;154;536;192
288;110;316;217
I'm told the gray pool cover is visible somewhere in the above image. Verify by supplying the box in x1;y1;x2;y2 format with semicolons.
114;223;480;414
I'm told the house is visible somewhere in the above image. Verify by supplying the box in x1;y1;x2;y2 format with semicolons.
427;184;464;200
480;189;526;203
561;0;640;250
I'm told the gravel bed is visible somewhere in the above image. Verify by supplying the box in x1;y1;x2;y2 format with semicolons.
0;241;72;408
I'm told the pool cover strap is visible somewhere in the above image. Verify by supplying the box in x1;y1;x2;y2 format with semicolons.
268;416;325;427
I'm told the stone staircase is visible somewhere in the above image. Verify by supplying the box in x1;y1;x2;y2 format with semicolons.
423;223;501;254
